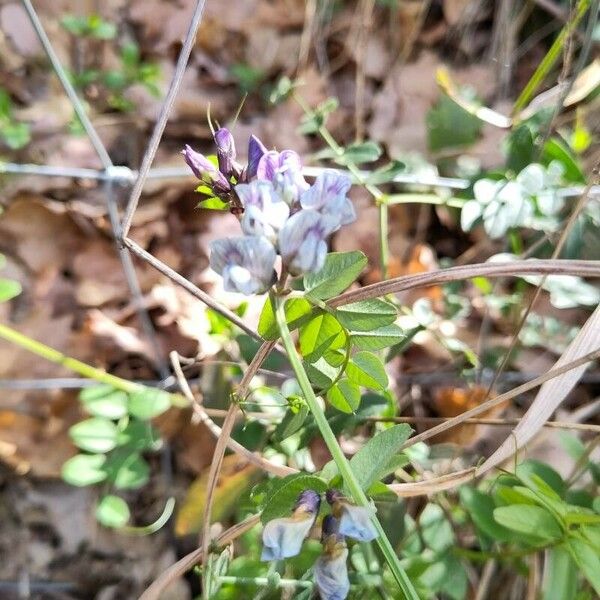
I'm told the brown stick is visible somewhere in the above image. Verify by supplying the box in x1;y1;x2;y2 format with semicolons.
328;259;600;307
139;513;260;600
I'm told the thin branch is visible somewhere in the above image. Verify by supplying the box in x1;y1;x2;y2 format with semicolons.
362;415;600;432
199;341;276;570
485;171;599;395
170;351;294;477
20;0;112;169
123;236;262;342
328;259;600;306
139;513;260;600
400;348;600;451
121;0;207;238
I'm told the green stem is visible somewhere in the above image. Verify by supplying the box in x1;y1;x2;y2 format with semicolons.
378;202;389;280
292;92;390;277
273;295;419;600
513;0;590;113
0;323;140;392
0;323;187;407
218;576;313;589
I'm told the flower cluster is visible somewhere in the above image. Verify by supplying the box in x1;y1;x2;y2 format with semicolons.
183;129;356;295
261;488;377;600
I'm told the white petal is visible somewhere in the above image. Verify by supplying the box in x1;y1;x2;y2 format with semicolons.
314;548;350;600
473;179;499;204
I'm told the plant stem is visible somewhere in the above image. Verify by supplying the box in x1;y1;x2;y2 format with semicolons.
292;92;391;278
217;576;313;589
0;323;188;407
273;295;419;600
378;202;389;280
513;0;590;113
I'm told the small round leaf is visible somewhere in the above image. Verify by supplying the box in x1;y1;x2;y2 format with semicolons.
69;418;119;453
61;453;107;487
96;495;130;528
128;388;171;420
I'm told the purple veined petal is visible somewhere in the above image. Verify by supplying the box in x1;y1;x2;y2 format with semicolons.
182;144;230;191
256;151;281;181
214;128;236;177
247;134;268;179
278;210;332;275
236;180;290;243
209;237;276;295
337;504;377;542
260;514;315;561
314;546;350;600
300;170;352;212
273;150;309;206
182;144;216;179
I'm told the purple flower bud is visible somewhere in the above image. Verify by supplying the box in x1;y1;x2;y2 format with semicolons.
209;237;276;295
214;128;236;177
182;144;230;193
294;489;322;515
300;170;355;230
278;210;336;275
326;489;377;543
235;180;290;244
315;516;350;600
247;134;268;179
260;489;321;561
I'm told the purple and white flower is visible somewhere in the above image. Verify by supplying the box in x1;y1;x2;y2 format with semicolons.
326;489;378;543
209;237;276;295
261;490;321;561
235;180;290;244
314;515;350;600
256;150;309;206
278;210;337;275
300;170;355;230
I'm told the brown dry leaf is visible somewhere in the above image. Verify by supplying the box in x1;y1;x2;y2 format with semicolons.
0;196;83;274
83;309;156;364
0;401;78;477
0;3;41;58
175;454;259;536
432;385;506;445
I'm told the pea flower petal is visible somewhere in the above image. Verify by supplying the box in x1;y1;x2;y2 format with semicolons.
236;180;290;243
214;128;236;177
247;134;268;179
300;170;355;229
326;489;377;542
261;490;321;561
209;237;276;295
182;144;230;193
278;210;336;275
257;150;309;205
261;514;316;561
315;515;350;600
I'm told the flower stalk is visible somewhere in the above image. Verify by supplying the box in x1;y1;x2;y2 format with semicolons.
273;294;419;599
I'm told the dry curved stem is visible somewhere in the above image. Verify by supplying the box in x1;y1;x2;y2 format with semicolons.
328;259;600;307
169;351;295;477
400;348;600;453
485;172;599;396
389;467;477;497
199;341;276;570
139;513;260;600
